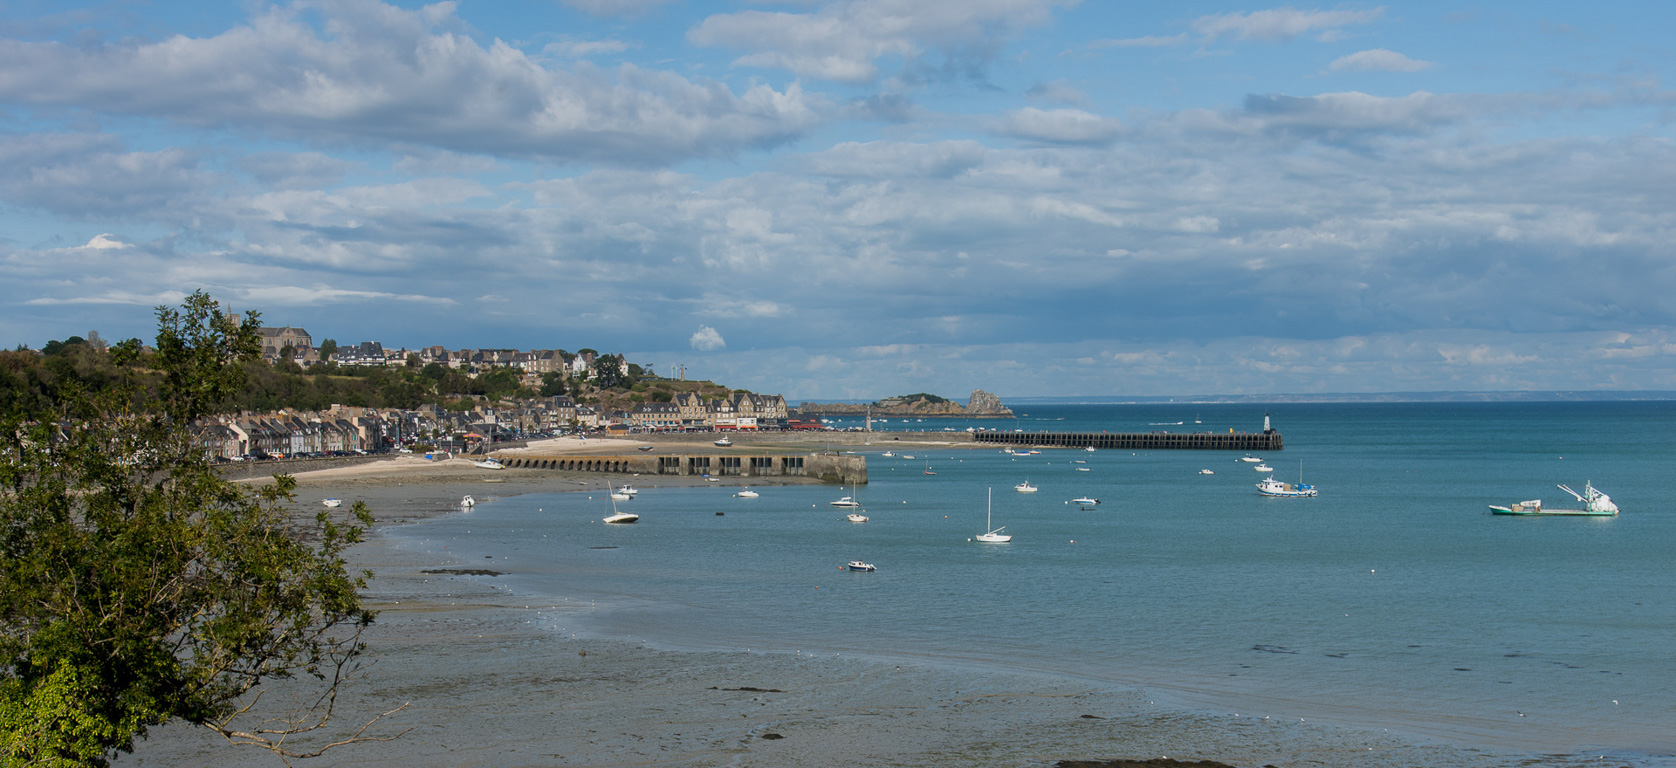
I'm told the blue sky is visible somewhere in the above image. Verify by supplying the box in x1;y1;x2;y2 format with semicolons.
3;1;1674;399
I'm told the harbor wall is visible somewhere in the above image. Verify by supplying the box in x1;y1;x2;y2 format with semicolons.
494;452;867;485
973;430;1282;451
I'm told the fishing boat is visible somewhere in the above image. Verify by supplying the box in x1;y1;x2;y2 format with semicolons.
1256;463;1317;497
734;488;759;498
1490;483;1618;516
460;495;475;507
846;560;876;571
1253;463;1272;472
846;512;869;523
1014;481;1038;493
321;498;342;508
473;457;505;470
975;488;1012;542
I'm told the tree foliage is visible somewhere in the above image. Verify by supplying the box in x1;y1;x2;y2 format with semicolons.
0;292;392;766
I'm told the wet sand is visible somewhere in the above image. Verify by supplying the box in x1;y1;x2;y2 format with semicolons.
125;445;1643;767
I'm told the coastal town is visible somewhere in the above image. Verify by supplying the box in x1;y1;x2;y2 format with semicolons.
175;324;1010;462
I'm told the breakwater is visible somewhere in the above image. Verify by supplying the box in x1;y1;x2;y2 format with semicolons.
494;452;867;485
973;430;1282;451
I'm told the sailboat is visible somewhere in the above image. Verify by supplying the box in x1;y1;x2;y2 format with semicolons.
923;460;936;476
602;492;639;524
975;488;1012;542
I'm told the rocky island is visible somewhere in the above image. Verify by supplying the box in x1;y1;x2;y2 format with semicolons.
793;389;1014;418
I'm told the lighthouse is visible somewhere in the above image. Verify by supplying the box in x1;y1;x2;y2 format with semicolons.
1263;411;1273;434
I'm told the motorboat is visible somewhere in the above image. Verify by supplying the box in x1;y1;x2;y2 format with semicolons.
713;436;733;447
1085;446;1096;452
1014;481;1038;493
1490;482;1618;516
1253;463;1273;472
1075;467;1090;472
1256;463;1317;498
882;451;895;457
474;458;505;470
460;495;475;507
1199;469;1215;475
1240;455;1263;463
902;454;916;460
610;487;633;501
321;498;342;508
846;512;869;523
829;493;862;508
847;560;876;571
1071;497;1100;506
617;484;638;496
975;488;1012;542
734;488;759;498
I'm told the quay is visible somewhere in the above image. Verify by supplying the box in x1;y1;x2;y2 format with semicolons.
493;452;867;485
974;430;1281;451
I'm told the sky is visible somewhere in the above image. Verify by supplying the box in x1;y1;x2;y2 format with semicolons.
2;1;1674;399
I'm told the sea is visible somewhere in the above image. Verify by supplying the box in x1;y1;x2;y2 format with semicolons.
386;402;1676;764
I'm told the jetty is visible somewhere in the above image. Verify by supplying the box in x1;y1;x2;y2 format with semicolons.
974;413;1283;451
492;452;866;485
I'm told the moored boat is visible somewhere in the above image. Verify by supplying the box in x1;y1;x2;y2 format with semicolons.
847;560;876;571
321;498;342;508
846;512;869;523
1257;462;1317;498
473;458;505;470
1014;481;1038;493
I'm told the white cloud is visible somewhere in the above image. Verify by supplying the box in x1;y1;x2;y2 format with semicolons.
0;1;819;164
1327;48;1434;73
690;325;726;351
1191;7;1386;43
1091;34;1189;49
997;107;1124;145
80;234;129;250
688;0;1073;84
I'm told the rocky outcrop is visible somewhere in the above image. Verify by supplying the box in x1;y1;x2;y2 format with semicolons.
794;390;1012;418
966;389;1011;416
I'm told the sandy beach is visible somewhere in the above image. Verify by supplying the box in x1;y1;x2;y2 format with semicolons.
125;440;1640;768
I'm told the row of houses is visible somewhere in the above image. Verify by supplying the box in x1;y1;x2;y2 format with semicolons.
255;325;629;381
625;392;789;431
191;391;800;459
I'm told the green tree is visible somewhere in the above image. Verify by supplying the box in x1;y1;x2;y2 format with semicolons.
317;338;338;362
0;291;397;766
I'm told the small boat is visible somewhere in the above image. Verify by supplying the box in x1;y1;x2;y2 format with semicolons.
847;560;876;571
1198;469;1215;475
1014;481;1038;493
474;458;505;470
830;484;863;507
924;461;936;476
1256;463;1317;498
321;498;342;508
637;445;654;452
713;436;733;447
976;488;1012;542
1085;446;1096;452
1490;482;1618;516
610;487;633;501
882;451;895;457
902;454;915;460
1071;497;1100;506
460;495;475;508
602;494;639;524
847;512;869;523
1253;463;1273;472
1075;467;1091;472
1240;455;1262;463
618;484;638;496
734;488;759;498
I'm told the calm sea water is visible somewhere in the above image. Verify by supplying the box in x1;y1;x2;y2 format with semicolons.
389;403;1676;762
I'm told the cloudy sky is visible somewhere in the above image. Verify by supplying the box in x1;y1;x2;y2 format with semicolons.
3;1;1673;398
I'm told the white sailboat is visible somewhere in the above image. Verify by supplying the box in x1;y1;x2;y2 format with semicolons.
602;492;638;524
975;488;1012;543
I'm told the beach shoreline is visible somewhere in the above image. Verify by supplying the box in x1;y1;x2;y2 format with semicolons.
128;443;1661;767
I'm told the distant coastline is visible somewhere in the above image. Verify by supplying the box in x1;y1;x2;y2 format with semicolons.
1001;390;1676;405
